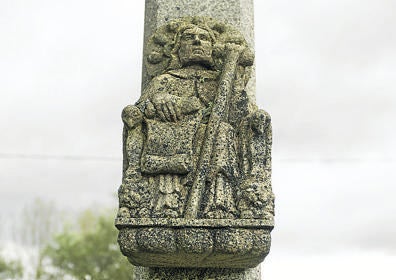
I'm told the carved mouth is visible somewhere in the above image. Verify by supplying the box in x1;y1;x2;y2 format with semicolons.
192;49;204;55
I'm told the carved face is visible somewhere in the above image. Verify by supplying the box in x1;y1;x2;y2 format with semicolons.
178;27;213;67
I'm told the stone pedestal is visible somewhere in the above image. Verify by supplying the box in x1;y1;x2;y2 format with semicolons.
133;266;261;280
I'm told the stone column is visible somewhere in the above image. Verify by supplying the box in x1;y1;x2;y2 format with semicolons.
134;1;260;279
134;266;261;280
142;0;256;100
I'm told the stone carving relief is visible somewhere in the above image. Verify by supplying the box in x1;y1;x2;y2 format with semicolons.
116;17;274;268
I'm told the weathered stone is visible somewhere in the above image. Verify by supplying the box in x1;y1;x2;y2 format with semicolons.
118;226;271;268
142;0;256;100
133;266;261;280
116;1;274;278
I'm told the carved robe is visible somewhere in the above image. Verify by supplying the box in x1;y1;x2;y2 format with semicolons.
128;68;239;218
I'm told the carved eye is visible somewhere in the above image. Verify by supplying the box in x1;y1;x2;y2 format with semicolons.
199;34;209;41
181;34;194;41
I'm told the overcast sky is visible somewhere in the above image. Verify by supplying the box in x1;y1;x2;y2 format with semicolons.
1;0;395;279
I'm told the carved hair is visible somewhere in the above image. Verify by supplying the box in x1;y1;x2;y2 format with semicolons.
144;17;252;80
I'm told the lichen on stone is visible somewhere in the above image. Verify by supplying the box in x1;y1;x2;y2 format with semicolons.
116;16;274;269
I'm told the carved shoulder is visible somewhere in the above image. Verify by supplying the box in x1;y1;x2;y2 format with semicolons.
137;74;174;104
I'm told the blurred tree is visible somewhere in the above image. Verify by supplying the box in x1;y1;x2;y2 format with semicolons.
41;209;134;280
17;198;63;279
0;255;23;279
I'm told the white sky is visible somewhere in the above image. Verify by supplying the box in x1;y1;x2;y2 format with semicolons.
1;0;395;279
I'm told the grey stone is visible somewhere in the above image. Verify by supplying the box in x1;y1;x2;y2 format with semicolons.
133;266;261;280
115;1;274;279
142;0;256;100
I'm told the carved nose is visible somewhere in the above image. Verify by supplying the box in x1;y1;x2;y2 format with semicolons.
192;35;201;45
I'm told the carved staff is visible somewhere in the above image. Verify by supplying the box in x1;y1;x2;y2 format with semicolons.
184;44;244;219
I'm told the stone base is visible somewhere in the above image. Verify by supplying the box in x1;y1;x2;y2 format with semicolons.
116;218;273;268
133;266;261;280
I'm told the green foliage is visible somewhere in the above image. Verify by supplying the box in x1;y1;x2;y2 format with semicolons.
41;210;133;280
0;255;23;279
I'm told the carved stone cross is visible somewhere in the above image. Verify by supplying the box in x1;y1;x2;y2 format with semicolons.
116;1;274;279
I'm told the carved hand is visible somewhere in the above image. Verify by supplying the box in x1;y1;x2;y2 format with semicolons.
219;43;254;67
122;105;143;129
150;94;182;122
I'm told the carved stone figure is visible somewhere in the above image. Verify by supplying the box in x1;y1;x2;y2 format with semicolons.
116;17;274;269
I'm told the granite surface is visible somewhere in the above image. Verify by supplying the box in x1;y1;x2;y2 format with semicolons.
116;1;273;279
142;0;255;100
133;266;261;280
